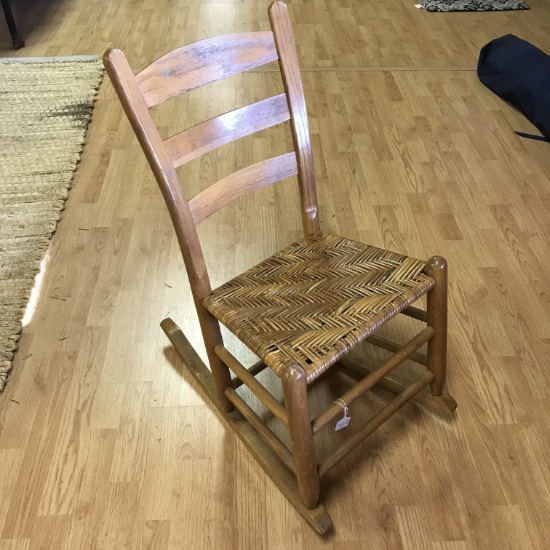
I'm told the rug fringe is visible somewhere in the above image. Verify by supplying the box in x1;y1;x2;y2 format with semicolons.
0;55;101;64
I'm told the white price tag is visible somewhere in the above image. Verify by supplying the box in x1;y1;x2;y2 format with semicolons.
334;400;351;431
335;415;351;431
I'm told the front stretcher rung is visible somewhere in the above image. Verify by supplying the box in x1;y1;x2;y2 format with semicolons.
312;326;435;434
318;370;435;477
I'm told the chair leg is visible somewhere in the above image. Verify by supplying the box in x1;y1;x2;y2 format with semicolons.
424;256;448;397
197;309;234;412
282;365;320;509
2;0;25;49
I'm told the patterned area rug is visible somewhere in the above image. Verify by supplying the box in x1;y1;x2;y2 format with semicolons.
0;56;103;392
419;0;529;11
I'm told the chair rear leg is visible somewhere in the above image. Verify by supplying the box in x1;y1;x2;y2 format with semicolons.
197;308;234;412
425;256;448;397
282;365;320;509
208;352;235;412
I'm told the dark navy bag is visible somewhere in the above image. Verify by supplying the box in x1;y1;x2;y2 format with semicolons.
477;34;550;141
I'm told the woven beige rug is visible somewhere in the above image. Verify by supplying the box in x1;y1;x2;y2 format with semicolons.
0;56;104;392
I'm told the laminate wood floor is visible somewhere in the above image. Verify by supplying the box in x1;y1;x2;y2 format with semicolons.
1;0;549;548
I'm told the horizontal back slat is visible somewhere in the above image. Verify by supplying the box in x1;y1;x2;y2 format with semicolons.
136;32;278;107
189;152;298;224
165;94;291;168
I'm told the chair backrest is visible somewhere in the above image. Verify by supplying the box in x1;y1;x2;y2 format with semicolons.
103;1;319;312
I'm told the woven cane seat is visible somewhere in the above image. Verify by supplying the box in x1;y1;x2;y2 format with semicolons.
204;233;435;382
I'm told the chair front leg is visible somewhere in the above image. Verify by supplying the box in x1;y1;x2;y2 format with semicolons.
424;256;448;397
282;365;320;509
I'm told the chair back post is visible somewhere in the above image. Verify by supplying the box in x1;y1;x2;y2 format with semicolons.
103;49;234;411
269;1;321;237
104;2;319;410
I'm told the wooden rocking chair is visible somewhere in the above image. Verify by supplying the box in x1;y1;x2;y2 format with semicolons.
104;1;457;534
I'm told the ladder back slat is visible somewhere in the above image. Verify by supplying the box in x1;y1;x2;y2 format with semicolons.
189;152;298;224
165;94;291;168
136;32;278;107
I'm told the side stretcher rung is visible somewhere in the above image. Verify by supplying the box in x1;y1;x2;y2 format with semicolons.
215;345;289;427
401;305;428;322
312;327;435;434
318;370;435;477
338;360;457;414
232;360;269;389
366;335;428;366
225;387;295;473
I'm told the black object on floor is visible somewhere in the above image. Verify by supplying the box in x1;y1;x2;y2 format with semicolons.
478;34;550;142
420;0;529;12
2;0;25;49
514;131;550;143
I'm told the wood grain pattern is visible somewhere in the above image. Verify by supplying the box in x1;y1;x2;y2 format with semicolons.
338;357;458;414
215;345;289;427
311;326;435;434
425;256;449;396
365;333;429;366
269;1;320;237
164;94;290;168
161;319;332;534
2;0;550;547
282;364;320;509
136;32;278;107
318;371;435;477
225;387;295;472
188;152;298;224
103;47;234;411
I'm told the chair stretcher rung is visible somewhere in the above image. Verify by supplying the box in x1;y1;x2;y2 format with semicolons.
225;388;295;473
318;370;435;478
366;335;428;366
312;327;435;434
401;305;428;322
232;360;269;389
215;345;289;427
339;362;457;414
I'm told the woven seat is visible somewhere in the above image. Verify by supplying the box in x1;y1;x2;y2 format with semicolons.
205;232;434;382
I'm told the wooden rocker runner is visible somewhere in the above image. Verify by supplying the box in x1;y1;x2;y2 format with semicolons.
104;1;457;534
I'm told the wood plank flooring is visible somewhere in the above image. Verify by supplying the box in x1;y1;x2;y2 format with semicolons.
1;0;550;548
